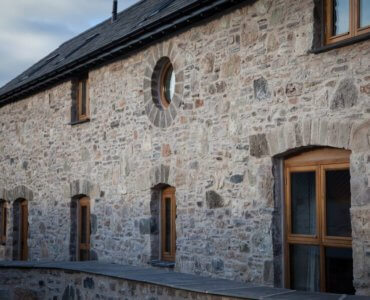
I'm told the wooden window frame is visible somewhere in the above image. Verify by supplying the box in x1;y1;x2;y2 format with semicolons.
0;201;7;245
78;197;90;261
76;75;90;122
325;0;370;45
20;200;28;261
161;187;176;262
159;61;173;109
284;148;352;292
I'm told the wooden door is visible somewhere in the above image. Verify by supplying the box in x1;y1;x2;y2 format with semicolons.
78;197;90;261
161;187;176;262
20;200;28;261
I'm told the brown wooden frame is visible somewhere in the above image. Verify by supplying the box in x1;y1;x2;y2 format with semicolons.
284;148;351;292
78;197;90;261
76;75;90;121
325;0;370;45
161;187;176;262
159;61;173;109
20;200;28;261
0;201;7;244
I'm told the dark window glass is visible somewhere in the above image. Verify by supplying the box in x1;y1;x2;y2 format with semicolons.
333;0;350;35
325;247;355;294
81;80;87;116
360;0;370;28
80;249;89;261
81;206;87;244
165;197;171;253
3;206;6;237
326;169;351;237
291;172;316;235
290;244;320;292
164;65;175;104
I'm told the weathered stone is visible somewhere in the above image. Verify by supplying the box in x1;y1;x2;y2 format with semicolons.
211;258;224;272
330;79;358;110
206;191;224;209
254;77;271;101
230;174;244;184
249;134;269;158
83;277;95;289
139;218;151;235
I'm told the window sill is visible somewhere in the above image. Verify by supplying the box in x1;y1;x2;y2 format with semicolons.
150;260;175;268
311;32;370;54
69;118;90;126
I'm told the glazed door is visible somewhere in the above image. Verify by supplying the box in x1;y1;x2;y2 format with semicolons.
20;200;28;261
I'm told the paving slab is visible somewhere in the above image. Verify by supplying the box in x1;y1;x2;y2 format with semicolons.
265;290;344;299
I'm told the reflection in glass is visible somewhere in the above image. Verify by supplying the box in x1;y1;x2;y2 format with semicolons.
333;0;350;35
164;65;175;104
81;206;87;243
360;0;370;28
291;172;316;235
325;247;355;294
165;198;171;253
290;244;320;292
326;169;351;237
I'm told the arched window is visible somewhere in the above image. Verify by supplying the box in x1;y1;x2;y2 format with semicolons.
71;196;91;261
284;148;354;294
0;200;8;245
13;199;28;261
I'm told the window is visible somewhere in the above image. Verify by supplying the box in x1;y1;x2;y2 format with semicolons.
72;75;90;123
160;61;175;109
0;201;7;244
325;0;370;44
285;148;354;294
78;197;90;261
161;187;176;262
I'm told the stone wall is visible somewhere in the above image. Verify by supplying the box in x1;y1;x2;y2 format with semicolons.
0;268;234;300
0;0;369;295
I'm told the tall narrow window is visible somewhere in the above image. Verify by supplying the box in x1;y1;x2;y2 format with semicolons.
161;187;176;262
78;197;90;261
285;148;354;294
20;200;28;261
325;0;370;44
76;75;90;122
0;201;7;244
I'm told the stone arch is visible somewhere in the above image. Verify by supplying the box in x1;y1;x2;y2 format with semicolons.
68;180;100;261
8;185;34;203
0;188;8;201
143;41;185;128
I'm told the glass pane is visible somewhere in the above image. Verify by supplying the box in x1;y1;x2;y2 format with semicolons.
80;249;89;261
360;0;370;28
81;206;87;243
291;172;316;235
333;0;350;35
165;197;171;253
290;244;320;292
164;65;175;103
3;206;6;237
326;169;351;237
81;80;87;116
325;247;355;294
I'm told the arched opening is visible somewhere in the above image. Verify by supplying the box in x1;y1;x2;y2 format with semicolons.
12;199;28;261
150;185;176;265
281;148;354;294
70;196;91;261
0;200;8;245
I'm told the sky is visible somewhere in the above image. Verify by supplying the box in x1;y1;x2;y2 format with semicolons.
0;0;139;88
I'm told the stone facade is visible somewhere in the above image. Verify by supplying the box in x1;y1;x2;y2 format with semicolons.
0;0;369;296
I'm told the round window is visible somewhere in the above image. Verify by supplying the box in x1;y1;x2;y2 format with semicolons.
160;62;175;108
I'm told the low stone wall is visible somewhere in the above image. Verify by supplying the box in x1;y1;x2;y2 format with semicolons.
0;268;232;300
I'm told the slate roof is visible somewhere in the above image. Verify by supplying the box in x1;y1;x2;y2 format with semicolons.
0;0;249;105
